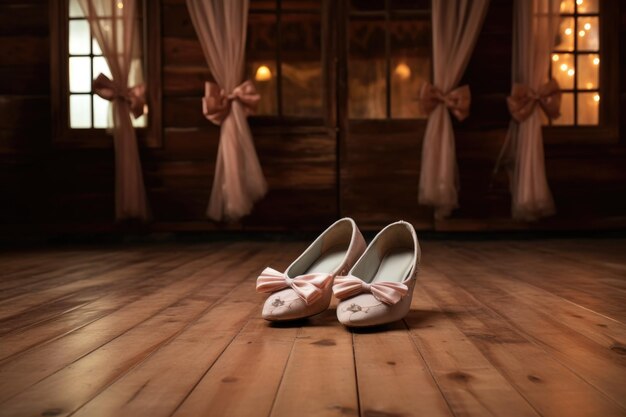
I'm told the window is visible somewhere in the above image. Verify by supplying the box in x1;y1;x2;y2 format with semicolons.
247;0;323;119
51;0;161;146
67;0;146;129
548;0;600;126
347;0;431;119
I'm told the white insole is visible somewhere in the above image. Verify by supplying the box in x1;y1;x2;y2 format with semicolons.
305;246;348;274
370;248;414;283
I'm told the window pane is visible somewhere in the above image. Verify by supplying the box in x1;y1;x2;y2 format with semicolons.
92;56;112;80
93;38;102;55
577;92;599;125
551;53;574;89
69;0;85;17
390;16;430;118
577;53;599;90
553;92;574;125
576;0;598;13
247;13;278;115
281;13;322;117
69;57;92;92
554;17;574;51
577;17;599;51
69;20;91;55
349;16;386;119
93;94;111;128
560;0;575;13
70;94;92;128
251;61;278;115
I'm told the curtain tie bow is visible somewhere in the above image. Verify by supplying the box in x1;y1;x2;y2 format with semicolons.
93;73;146;118
333;275;409;305
507;79;561;123
203;80;260;125
256;267;332;305
420;83;471;121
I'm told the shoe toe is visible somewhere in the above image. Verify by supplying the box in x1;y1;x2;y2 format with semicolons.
336;294;390;327
262;288;324;321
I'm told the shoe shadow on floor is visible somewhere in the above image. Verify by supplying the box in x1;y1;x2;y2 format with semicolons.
266;308;454;331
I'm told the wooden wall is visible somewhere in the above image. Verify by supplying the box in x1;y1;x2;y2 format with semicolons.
0;0;625;235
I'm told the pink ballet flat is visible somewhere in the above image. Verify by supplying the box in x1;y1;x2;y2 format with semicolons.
333;221;420;327
256;218;366;321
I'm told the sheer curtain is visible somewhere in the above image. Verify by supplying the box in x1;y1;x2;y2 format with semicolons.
78;0;149;221
419;0;489;219
186;0;267;222
498;0;561;221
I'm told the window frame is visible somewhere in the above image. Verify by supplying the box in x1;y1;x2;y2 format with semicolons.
247;0;329;130
345;1;432;121
50;0;162;148
543;0;619;145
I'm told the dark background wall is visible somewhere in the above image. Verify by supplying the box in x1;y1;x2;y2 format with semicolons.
1;0;625;236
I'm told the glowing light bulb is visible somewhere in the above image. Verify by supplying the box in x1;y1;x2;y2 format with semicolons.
560;63;568;71
579;30;586;37
565;28;572;35
552;54;559;62
576;0;583;5
567;68;575;76
255;65;272;82
593;57;599;65
593;94;600;102
394;63;411;80
116;1;123;9
584;23;591;30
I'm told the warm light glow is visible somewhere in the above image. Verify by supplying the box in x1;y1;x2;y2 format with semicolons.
593;57;600;65
116;1;123;9
560;63;568;71
255;65;272;82
586;82;593;89
564;28;573;35
584;23;591;30
579;30;586;37
593;94;600;102
394;63;411;80
552;54;559;62
567;68;575;76
576;0;583;5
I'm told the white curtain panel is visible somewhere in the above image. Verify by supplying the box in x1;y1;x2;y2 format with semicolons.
419;0;490;219
78;0;150;221
186;0;267;222
500;0;561;221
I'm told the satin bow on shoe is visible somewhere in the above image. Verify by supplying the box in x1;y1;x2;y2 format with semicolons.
333;275;409;305
256;267;333;305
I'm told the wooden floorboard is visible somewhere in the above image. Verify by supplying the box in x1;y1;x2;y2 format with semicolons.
0;238;624;417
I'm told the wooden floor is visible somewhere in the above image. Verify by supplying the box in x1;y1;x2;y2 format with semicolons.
0;238;625;417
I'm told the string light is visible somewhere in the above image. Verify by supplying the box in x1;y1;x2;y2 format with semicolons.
593;57;600;65
552;54;559;62
576;0;583;5
584;23;591;30
567;68;575;76
593;94;600;102
579;30;586;37
564;28;573;35
255;65;272;82
116;1;123;9
560;63;568;71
